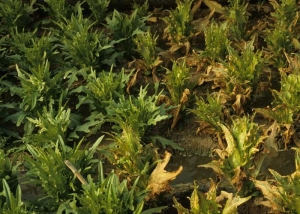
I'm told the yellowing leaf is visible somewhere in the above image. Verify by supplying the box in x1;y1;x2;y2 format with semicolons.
221;191;251;214
202;0;225;14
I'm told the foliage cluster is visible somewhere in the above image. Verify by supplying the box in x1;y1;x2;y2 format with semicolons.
0;0;300;213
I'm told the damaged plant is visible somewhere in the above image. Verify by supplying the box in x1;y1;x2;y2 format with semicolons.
200;116;264;196
173;180;251;214
254;147;300;213
164;59;195;129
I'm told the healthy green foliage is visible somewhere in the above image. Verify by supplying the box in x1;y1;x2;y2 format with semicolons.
106;85;171;137
162;0;194;43
165;59;191;105
134;30;160;69
41;0;71;21
264;0;299;66
0;0;36;30
54;3;118;68
0;179;32;213
24;136;102;209
58;162;146;214
226;0;249;40
190;92;224;132
203;21;230;61
79;67;130;112
106;9;149;55
25;102;71;145
85;0;110;23
225;37;264;86
15;54;65;112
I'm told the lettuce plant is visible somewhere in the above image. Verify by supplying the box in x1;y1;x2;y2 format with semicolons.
254;147;300;213
134;30;161;71
190;92;224;132
106;85;171;137
226;0;249;40
24;136;102;210
0;0;36;30
264;0;299;67
164;59;195;128
85;0;110;23
53;3;119;68
0;179;32;213
40;0;71;21
79;67;130;113
200;116;264;195
162;0;195;44
103;85;172;185
58;162;147;214
106;8;149;56
173;180;251;214
202;21;230;61
219;38;264;114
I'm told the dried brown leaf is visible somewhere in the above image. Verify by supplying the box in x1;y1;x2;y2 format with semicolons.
147;16;157;22
202;0;225;14
126;69;140;94
192;9;215;33
147;151;183;200
191;0;202;15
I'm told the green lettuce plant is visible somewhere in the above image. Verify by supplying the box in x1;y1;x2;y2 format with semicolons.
225;37;264;86
53;3;119;68
162;0;195;44
24;136;102;210
190;92;224;132
0;179;32;214
10;31;60;71
103;85;173;186
133;30;161;71
106;85;172;137
78;67;130;113
173;180;251;214
58;161;149;214
226;0;249;40
2;53;66;137
220;38;264;114
40;0;71;21
254;147;300;213
164;59;195;128
85;0;110;23
264;0;299;67
202;21;230;62
200;116;264;196
106;8;149;56
0;0;36;30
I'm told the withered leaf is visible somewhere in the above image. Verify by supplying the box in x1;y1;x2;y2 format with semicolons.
202;0;225;14
126;69;140;94
147;151;183;200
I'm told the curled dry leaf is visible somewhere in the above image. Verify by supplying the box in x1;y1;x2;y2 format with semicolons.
202;0;225;14
146;151;183;201
171;89;190;129
126;69;140;94
192;8;215;33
